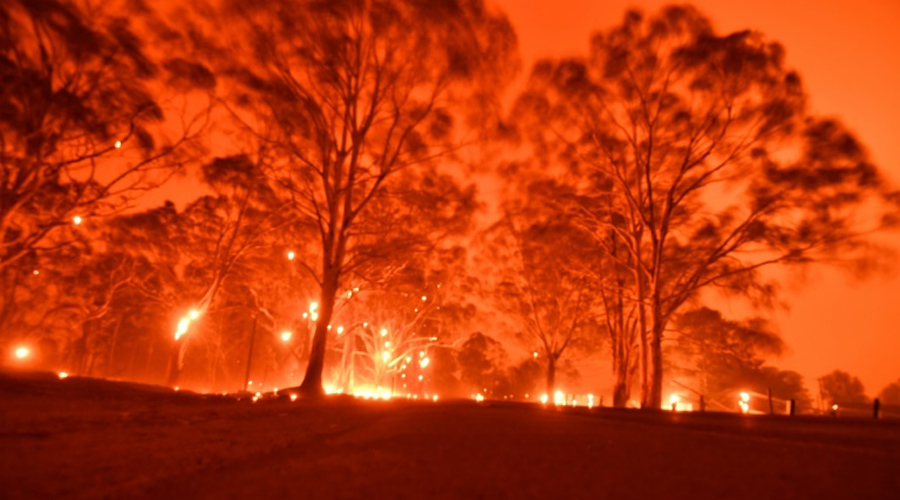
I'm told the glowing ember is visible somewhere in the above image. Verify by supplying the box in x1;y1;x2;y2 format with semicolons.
114;140;122;148
336;326;344;335
290;394;298;401
72;215;83;225
287;250;295;260
14;346;29;359
419;357;430;368
540;394;549;404
380;328;388;337
58;372;68;379
474;393;485;402
189;309;200;320
554;391;565;406
174;386;179;391
281;331;292;342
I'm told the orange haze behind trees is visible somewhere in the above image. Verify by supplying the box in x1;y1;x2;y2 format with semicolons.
141;0;900;396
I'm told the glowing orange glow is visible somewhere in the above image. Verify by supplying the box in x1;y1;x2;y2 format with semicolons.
174;317;190;341
114;140;122;149
189;309;200;320
32;269;38;275
380;328;388;337
540;394;549;404
174;386;179;391
832;404;839;411
554;391;565;406
58;371;68;379
740;392;751;403
474;393;485;402
309;302;318;313
290;394;298;401
13;346;29;360
310;312;318;322
421;295;427;301
281;331;292;342
382;351;390;362
72;215;82;225
419;357;430;368
287;250;295;260
336;326;344;335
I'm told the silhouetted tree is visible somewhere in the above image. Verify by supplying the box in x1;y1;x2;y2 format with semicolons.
669;307;813;410
485;199;602;396
203;0;517;397
511;5;896;407
819;369;868;406
878;379;900;406
0;0;206;274
456;332;509;397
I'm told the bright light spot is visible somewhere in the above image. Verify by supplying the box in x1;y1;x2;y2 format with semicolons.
554;391;565;406
114;140;122;148
363;322;368;327
740;391;750;403
380;328;388;337
252;396;259;402
72;215;83;225
533;351;538;359
287;251;295;261
290;394;298;402
540;394;549;404
832;404;839;411
336;326;344;335
189;309;200;320
669;394;681;405
174;386;180;391
353;287;359;293
419;357;430;368
175;317;190;341
418;374;423;381
419;351;425;358
273;387;279;393
433;395;439;402
281;331;292;342
248;380;253;385
384;341;390;348
309;302;318;313
310;312;318;322
421;295;427;301
475;393;485;402
588;394;595;408
302;312;308;319
58;371;68;379
405;356;412;363
33;270;39;275
346;290;353;298
382;351;390;362
324;385;336;395
14;346;30;360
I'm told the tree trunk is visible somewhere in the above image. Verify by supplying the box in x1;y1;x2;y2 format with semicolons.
546;354;557;397
298;268;339;397
644;291;664;409
612;351;632;408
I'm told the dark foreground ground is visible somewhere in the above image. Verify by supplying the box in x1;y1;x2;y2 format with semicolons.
1;371;899;500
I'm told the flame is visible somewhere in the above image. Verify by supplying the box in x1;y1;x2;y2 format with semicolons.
58;371;68;379
13;346;30;359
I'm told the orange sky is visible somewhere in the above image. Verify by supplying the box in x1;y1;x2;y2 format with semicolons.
494;0;900;395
